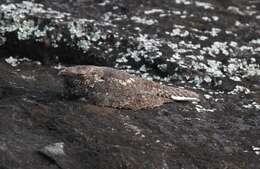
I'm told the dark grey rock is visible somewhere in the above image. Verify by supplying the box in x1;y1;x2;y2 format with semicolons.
0;0;259;169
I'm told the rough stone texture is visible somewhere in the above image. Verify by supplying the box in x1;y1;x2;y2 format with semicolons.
0;0;260;169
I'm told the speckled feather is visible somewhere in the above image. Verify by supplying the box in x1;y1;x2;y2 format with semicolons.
59;65;200;110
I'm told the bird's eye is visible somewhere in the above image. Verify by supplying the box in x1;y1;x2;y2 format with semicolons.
91;72;97;76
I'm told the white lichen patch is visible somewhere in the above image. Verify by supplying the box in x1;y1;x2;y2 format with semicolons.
144;9;164;15
141;73;153;81
243;64;260;77
116;56;128;63
139;64;147;72
212;16;219;21
0;36;6;46
135;34;162;58
195;104;216;113
225;57;260;78
98;0;110;6
195;1;214;10
203;41;229;57
252;146;260;155
205;60;225;77
204;94;212;99
229;41;238;48
243;102;260;110
5;56;19;67
229;76;241;82
250;39;260;45
17;20;37;40
4;56;31;67
195;35;208;41
166;27;189;37
227;6;245;16
202;16;212;22
21;75;35;80
172;10;182;15
175;0;192;5
77;39;91;51
67;20;87;39
228;85;251;95
43;142;65;156
131;16;158;25
206;28;221;37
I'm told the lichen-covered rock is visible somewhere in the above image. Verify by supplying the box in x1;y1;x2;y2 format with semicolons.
0;0;260;169
0;1;259;93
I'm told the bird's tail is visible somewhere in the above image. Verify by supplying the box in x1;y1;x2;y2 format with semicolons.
157;85;200;102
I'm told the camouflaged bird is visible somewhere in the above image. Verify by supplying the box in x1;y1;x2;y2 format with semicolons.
59;65;200;110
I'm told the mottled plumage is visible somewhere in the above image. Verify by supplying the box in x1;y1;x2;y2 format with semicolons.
59;65;200;110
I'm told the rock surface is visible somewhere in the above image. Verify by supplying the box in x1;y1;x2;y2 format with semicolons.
0;0;260;169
